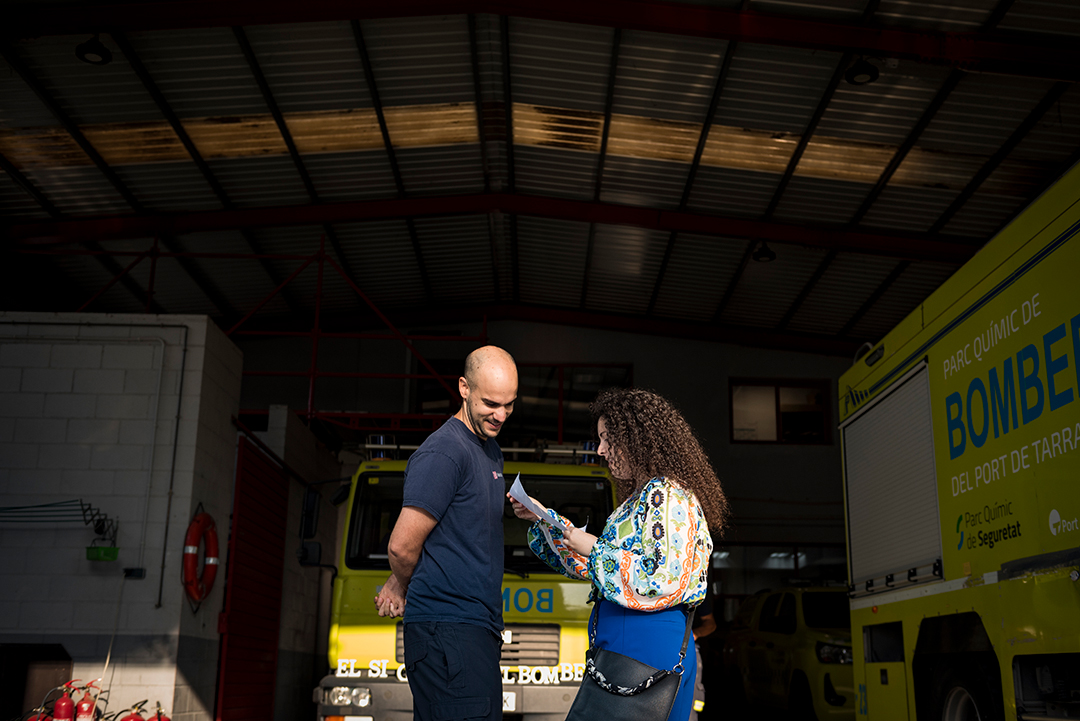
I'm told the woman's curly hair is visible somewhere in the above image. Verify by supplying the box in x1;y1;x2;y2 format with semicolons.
591;387;729;536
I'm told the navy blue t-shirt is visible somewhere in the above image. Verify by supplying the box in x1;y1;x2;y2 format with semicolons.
401;417;505;634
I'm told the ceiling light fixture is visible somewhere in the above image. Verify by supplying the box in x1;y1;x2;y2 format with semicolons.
76;35;112;66
845;57;879;86
752;241;777;263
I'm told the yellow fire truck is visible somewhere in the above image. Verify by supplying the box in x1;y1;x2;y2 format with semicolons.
838;161;1080;720
311;459;614;721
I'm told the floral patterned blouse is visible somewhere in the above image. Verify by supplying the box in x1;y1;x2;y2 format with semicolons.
528;477;713;611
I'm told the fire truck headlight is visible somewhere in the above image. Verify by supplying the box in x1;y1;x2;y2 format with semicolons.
327;687;352;706
815;642;853;664
351;688;372;707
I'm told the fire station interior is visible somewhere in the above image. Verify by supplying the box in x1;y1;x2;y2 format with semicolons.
1;0;1078;720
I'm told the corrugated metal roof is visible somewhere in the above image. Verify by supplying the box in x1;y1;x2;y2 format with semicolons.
749;0;865;21
12;34;164;125
584;224;669;314
939;190;1028;237
687;165;783;217
517;216;590;307
21;165;130;215
860;184;961;234
787;253;898;335
244;225;356;315
488;211;513;301
651;233;746;322
997;0;1080;35
129;255;224;318
719;244;828;327
303;150;398;201
113;162;221;212
919;74;1058;156
205;155;311;207
612;31;726;124
509;18;613;113
124;28;270;117
396;144;485;196
772;175;871;225
599;155;691;209
0;53;63;127
849;259;960;340
241;22;372;114
414;214;494;304
335;220;426;309
715;44;843;135
514;145;598;200
875;0;993;29
1013;85;1080;159
814;62;952;146
361;16;475;107
52;256;146;315
1;174;51;218
50;236;156;313
174;230;294;316
5;1;1079;361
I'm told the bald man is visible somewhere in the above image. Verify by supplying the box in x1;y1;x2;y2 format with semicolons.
375;346;518;721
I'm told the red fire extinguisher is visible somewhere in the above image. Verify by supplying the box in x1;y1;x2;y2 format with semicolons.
74;680;99;721
117;700;147;721
152;702;170;721
27;706;51;721
52;681;79;721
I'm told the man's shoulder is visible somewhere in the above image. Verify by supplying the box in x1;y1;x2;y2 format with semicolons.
407;422;472;472
414;419;470;455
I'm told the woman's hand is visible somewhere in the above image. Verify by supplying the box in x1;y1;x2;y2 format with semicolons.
562;525;597;557
507;493;543;522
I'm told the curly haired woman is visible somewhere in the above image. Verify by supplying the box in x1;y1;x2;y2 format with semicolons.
509;387;728;721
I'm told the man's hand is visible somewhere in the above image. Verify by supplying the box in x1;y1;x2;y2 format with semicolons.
375;574;407;618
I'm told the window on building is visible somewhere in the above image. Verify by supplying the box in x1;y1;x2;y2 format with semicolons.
730;379;831;444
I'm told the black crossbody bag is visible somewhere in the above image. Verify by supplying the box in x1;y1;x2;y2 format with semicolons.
565;601;695;721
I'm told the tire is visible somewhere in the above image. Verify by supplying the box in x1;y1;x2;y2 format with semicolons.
788;673;818;721
930;668;1003;721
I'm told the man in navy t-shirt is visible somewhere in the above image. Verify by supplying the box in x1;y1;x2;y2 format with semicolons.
375;345;518;721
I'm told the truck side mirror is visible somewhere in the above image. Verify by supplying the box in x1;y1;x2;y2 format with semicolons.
329;482;351;507
298;540;322;566
300;488;320;540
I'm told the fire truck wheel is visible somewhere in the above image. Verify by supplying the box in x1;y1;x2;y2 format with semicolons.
788;672;818;721
932;667;1002;721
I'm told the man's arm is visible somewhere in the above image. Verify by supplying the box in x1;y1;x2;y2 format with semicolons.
693;612;717;640
388;505;438;586
375;506;437;617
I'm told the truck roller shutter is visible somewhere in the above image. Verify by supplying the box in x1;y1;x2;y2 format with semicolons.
842;363;941;585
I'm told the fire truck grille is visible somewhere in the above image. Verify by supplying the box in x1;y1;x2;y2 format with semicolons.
395;623;560;666
500;624;561;665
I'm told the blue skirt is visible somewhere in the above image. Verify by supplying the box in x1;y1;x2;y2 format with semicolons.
591;599;696;721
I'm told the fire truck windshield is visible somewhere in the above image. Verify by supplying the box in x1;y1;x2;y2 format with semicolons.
344;472;614;573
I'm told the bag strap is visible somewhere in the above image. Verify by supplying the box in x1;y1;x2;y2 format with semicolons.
584;600;696;696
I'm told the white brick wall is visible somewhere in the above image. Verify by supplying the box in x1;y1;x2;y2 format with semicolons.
0;313;243;721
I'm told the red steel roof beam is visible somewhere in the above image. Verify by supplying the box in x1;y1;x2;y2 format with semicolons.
7;1;1078;81
5;193;980;263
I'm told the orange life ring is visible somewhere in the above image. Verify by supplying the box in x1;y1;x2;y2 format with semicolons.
182;512;219;602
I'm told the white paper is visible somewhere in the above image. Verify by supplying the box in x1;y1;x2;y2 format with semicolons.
508;474;582;534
